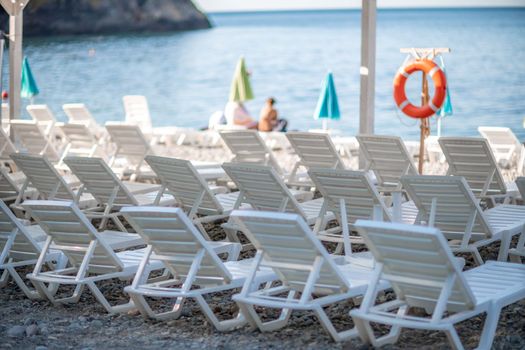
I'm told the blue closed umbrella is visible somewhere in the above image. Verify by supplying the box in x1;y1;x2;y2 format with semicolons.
21;56;39;102
436;57;452;136
314;72;340;130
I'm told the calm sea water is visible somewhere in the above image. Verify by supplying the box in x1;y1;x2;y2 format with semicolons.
10;8;525;140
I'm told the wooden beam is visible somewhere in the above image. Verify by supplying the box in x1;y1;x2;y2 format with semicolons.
359;0;377;166
8;11;22;121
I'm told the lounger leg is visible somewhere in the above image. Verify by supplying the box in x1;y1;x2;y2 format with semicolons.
496;232;511;262
126;292;178;320
352;306;409;347
0;268;9;288
194;294;247;332
313;305;358;342
6;266;41;299
86;281;135;314
472;249;484;266
444;325;465;350
476;305;501;350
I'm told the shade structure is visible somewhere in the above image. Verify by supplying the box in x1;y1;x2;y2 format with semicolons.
229;57;254;102
314;72;340;129
21;56;39;99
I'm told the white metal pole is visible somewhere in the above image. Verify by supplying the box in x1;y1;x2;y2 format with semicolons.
8;11;22;122
359;0;377;167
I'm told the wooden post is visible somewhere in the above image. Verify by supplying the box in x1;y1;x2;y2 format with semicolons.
359;0;377;168
399;48;450;174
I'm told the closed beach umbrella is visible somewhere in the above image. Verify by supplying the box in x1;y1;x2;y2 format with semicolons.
314;72;340;130
21;56;39;102
436;57;452;136
229;56;254;102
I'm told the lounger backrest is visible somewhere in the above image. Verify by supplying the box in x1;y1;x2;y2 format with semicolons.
59;123;98;156
400;175;492;240
0;200;41;263
26;104;56;128
121;206;232;282
23;200;123;274
64;156;137;206
357;134;418;188
232;210;350;294
0;167;20;201
62;103;98;129
122;95;153;131
105;123;151;165
0;128;17;160
219;130;283;174
439;137;506;196
478;126;522;162
308;168;392;223
11;153;74;201
145;155;223;215
10;120;60;162
222;163;305;217
286;132;345;170
354;220;476;313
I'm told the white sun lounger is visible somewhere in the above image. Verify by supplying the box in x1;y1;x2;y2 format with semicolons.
0;127;18;162
478;126;524;174
286;132;347;185
62;103;105;138
308;168;417;256
121;206;275;329
356;134;418;191
59;123;106;162
351;219;525;350
63;156;174;230
10;120;62;163
26;104;61;139
438;137;518;204
0;167;37;202
24;200;164;313
401;175;525;264
10;153;96;209
231;210;389;342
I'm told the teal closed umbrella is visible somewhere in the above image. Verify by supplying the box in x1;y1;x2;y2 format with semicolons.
314;72;340;130
436;57;452;136
21;56;39;103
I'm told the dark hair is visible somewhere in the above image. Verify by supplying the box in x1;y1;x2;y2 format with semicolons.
267;97;276;105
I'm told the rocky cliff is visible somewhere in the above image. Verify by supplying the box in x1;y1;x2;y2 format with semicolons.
2;0;211;36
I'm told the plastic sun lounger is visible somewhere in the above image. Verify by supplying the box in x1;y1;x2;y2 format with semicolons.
307;168;417;256
401;175;525;264
24;200;165;313
0;167;37;202
62;103;105;138
219;130;312;198
438;137;518;205
10;153;97;210
0;127;18;162
356;134;418;191
285;132;347;180
478;126;525;174
508;177;525;262
120;206;275;330
10;120;62;163
230;210;389;342
351;219;525;350
26;104;60;139
63;156;175;230
58;123;106;163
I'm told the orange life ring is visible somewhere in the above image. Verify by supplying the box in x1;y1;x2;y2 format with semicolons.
393;59;447;119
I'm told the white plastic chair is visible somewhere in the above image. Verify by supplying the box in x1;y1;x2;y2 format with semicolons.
24;200;164;313
356;134;418;191
351;219;525;350
121;206;275;329
62;103;105;137
26;104;59;139
59;123;105;162
478;126;524;174
401;175;525;264
231;210;389;342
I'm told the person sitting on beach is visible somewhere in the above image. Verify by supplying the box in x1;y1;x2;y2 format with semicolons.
258;97;288;132
224;101;258;129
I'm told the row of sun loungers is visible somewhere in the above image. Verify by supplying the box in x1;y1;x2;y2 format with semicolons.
1;107;525;347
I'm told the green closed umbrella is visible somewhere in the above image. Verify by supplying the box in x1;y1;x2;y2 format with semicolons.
21;56;39;103
229;57;254;102
314;72;340;130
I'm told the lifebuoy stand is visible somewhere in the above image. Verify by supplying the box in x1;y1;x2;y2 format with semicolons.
399;48;450;174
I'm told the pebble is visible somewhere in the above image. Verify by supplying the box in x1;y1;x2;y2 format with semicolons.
35;347;48;350
25;324;39;337
7;325;26;338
